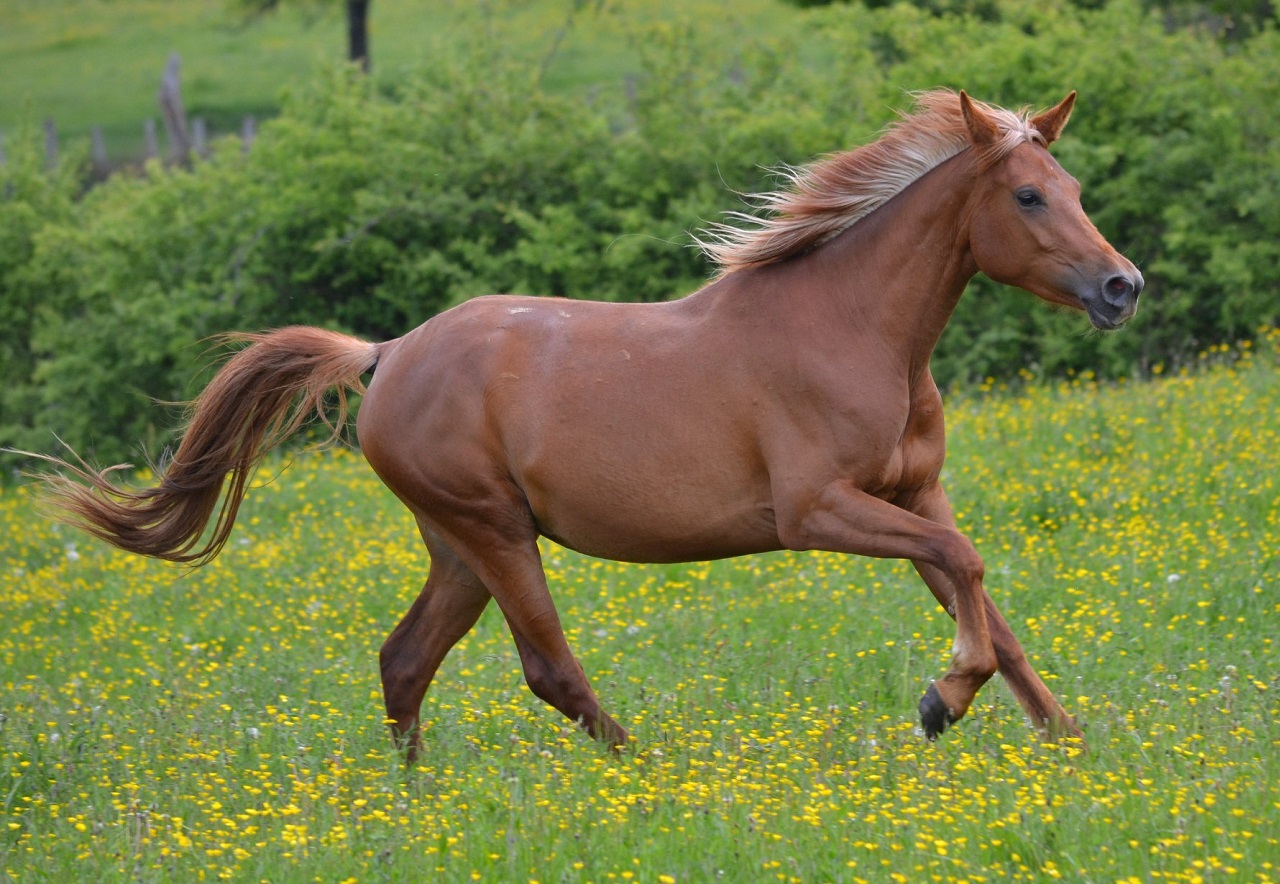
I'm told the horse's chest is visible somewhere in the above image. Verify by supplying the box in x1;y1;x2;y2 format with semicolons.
860;403;946;498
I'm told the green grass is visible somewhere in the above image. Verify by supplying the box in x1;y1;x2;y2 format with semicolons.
0;0;787;165
2;333;1278;881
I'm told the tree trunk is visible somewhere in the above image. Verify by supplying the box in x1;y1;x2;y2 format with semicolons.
347;0;371;72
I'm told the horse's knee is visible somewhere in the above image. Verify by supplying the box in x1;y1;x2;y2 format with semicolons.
942;532;984;587
378;637;403;680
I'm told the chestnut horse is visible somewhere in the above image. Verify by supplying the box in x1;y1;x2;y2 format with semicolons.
34;91;1140;759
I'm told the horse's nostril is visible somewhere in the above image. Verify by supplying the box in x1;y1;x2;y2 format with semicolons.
1104;275;1134;302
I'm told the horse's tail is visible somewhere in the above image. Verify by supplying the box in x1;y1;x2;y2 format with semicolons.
35;326;381;566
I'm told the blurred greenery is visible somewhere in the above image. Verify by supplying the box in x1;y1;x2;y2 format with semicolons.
2;0;1278;464
0;0;782;165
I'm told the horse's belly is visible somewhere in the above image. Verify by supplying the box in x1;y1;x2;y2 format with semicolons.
536;505;781;564
522;457;780;564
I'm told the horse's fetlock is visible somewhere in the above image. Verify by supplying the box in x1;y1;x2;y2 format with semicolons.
951;643;997;682
975;652;999;681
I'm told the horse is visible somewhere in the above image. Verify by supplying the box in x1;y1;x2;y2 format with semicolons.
32;90;1141;761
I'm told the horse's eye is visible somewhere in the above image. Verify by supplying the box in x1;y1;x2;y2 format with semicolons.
1016;189;1043;208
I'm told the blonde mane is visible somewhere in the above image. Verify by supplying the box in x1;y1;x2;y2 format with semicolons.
696;90;1047;275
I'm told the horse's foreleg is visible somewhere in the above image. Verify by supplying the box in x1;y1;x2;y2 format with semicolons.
906;487;1082;741
983;596;1083;740
779;483;997;739
913;556;998;740
380;529;492;763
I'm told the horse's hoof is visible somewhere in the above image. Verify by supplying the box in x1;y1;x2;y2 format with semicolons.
918;683;954;741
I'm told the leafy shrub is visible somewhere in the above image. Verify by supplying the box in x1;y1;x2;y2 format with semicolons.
0;126;83;464
2;0;1278;464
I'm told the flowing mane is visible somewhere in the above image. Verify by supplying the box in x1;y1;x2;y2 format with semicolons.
696;90;1048;275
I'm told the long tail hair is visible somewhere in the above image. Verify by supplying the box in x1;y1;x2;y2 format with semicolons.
34;326;380;566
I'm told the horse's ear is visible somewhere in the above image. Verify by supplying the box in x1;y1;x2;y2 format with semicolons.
1030;91;1077;146
959;90;1000;146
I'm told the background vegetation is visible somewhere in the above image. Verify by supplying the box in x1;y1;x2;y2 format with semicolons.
2;0;1278;465
2;337;1277;881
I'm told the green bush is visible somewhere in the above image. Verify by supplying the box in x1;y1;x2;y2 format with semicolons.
0;126;83;468
2;0;1278;464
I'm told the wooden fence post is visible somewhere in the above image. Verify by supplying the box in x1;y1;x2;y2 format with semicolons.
91;127;109;177
143;119;159;161
241;116;257;154
192;117;208;158
44;118;58;168
158;52;191;165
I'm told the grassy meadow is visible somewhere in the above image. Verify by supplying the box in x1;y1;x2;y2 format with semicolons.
0;0;782;164
2;332;1278;882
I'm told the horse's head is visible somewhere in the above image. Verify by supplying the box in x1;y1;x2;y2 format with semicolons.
962;91;1142;330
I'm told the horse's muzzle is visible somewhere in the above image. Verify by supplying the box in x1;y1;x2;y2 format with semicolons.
1082;269;1143;330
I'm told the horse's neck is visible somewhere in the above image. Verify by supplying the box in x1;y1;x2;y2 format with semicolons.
756;154;980;382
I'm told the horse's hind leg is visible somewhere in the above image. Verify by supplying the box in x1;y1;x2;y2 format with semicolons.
982;595;1083;740
505;615;627;746
438;517;628;748
380;524;491;762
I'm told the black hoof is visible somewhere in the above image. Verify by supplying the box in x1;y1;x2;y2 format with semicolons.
919;683;954;741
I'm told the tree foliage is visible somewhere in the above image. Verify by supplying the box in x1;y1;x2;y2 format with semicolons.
3;0;1278;463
